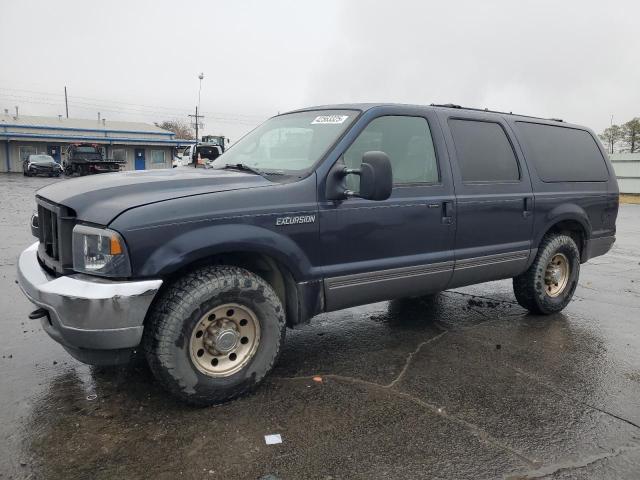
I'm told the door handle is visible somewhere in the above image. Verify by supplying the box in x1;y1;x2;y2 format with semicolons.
442;201;454;224
523;197;533;217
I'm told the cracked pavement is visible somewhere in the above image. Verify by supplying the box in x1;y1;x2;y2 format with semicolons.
1;174;640;479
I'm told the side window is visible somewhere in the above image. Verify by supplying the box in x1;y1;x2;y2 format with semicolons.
515;122;609;182
449;119;520;183
343;116;438;190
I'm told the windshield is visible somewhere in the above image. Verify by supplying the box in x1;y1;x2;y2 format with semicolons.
212;110;358;175
76;146;99;153
29;155;54;163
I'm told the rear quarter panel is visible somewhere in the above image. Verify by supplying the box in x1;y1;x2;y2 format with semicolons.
505;119;619;250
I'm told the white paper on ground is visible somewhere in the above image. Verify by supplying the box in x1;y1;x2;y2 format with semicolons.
264;434;283;445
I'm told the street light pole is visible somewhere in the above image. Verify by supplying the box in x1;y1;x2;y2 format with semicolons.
198;72;204;126
187;73;205;168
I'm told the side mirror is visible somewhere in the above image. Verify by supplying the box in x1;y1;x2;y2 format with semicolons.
326;151;393;201
356;151;393;201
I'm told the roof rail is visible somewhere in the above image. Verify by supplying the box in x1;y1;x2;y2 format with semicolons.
430;103;564;123
431;103;462;109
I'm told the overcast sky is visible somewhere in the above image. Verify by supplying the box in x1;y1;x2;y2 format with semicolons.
1;0;638;141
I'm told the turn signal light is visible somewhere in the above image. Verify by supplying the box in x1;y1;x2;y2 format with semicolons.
110;236;123;255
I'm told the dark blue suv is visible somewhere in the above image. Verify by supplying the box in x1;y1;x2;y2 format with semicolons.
18;103;619;404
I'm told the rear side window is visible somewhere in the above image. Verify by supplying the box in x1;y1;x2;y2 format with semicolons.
449;119;520;183
515;122;608;182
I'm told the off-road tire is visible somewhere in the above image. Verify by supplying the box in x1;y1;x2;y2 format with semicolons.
513;234;580;315
143;266;286;406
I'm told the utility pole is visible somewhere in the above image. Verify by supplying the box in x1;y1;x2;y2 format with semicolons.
189;106;204;141
64;86;69;118
188;106;205;167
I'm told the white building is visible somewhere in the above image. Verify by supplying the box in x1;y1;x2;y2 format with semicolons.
0;112;192;172
610;153;640;194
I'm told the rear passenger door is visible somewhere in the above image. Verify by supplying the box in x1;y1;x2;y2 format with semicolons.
441;114;534;288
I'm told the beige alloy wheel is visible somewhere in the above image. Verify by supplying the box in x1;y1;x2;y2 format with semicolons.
544;253;570;298
189;303;261;377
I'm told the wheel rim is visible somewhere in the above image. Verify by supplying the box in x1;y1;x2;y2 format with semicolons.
189;303;261;377
544;253;570;297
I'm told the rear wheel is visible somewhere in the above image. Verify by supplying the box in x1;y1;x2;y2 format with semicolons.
144;266;286;405
513;234;580;315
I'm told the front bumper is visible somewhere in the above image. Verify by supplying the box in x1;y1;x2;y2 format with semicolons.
17;242;162;364
29;166;61;175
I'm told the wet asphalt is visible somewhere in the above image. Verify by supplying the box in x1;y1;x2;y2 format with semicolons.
1;173;639;479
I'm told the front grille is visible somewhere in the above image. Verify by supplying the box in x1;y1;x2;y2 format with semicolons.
36;197;75;274
38;204;59;259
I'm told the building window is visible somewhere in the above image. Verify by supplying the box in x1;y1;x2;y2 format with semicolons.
151;150;165;164
19;146;38;162
112;148;127;162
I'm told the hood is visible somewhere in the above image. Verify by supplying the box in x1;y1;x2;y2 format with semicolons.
37;168;273;225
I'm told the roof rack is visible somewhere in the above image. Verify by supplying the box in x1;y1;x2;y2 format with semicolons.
430;103;564;123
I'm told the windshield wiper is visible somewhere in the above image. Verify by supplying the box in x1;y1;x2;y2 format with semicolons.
221;163;265;176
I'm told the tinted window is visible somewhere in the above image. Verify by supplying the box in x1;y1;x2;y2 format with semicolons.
515;122;609;182
449;119;520;183
344;116;438;189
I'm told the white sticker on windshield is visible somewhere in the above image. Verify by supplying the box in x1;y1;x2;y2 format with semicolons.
311;115;349;125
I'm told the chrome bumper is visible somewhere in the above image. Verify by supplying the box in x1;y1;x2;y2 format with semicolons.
17;242;162;356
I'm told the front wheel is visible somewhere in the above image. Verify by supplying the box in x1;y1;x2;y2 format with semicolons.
143;266;286;405
513;234;580;315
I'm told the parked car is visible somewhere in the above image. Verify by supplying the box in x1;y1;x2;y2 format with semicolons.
17;103;619;405
23;154;62;177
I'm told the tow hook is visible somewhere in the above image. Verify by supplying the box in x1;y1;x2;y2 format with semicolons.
28;308;49;320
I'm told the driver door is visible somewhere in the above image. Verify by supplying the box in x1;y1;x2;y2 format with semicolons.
319;113;456;311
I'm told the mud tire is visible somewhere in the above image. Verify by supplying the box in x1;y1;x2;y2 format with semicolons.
143;266;286;406
513;234;580;315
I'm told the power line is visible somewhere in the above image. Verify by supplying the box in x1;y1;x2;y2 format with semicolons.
0;93;264;126
0;86;268;121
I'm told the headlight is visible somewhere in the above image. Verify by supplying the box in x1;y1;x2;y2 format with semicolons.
72;225;131;277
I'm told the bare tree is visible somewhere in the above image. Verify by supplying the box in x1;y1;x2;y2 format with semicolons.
620;118;640;153
155;120;195;140
598;124;623;154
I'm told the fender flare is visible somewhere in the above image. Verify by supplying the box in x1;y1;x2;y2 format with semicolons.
134;223;315;281
534;203;592;248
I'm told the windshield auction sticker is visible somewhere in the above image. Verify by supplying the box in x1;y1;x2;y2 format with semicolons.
311;115;349;125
